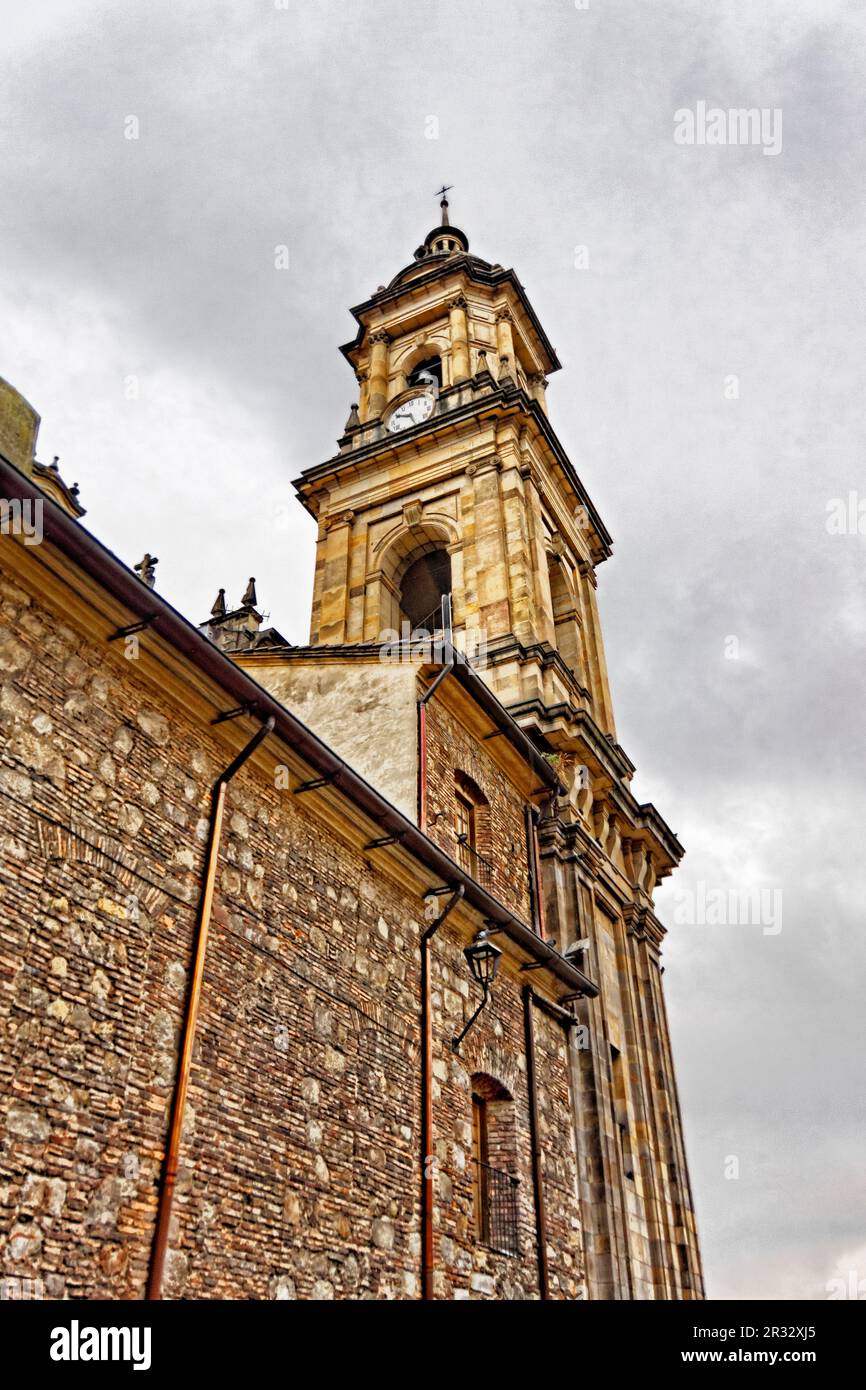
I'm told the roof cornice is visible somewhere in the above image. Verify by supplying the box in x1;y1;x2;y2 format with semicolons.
339;256;561;375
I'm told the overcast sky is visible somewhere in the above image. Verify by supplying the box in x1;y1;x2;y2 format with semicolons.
2;0;864;1301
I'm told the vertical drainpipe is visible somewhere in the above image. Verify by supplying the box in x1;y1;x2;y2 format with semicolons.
525;804;547;937
532;810;547;940
146;716;275;1300
417;605;459;1298
523;984;550;1299
420;885;464;1300
525;805;538;932
418;702;428;833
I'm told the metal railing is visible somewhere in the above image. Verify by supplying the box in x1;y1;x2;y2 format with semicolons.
413;593;453;644
456;835;495;892
473;1159;520;1257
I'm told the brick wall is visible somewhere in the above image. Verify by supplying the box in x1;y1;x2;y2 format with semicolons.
423;699;533;924
0;561;584;1299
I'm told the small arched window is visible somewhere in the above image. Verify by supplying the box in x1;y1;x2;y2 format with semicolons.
454;772;491;887
471;1074;520;1255
408;356;442;389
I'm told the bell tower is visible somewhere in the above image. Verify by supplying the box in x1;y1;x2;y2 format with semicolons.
294;190;616;733
288;194;704;1301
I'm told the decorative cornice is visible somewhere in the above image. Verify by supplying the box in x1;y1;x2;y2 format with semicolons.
293;380;614;563
342;261;561;377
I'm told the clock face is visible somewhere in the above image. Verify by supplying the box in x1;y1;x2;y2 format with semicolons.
386;392;435;433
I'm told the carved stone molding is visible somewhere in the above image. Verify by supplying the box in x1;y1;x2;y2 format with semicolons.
469;452;502;478
578;558;598;588
622;902;649;939
547;530;565;559
519;459;539;488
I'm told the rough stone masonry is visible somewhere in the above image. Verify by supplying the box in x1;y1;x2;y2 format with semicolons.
0;541;584;1300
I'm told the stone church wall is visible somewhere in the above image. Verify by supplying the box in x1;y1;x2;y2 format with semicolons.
423;698;534;924
0;560;583;1299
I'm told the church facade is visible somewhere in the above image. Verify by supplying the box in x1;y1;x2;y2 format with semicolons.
0;200;703;1300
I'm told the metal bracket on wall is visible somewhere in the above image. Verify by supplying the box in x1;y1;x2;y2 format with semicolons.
364;834;404;851
211;702;258;725
293;773;337;794
107;615;157;641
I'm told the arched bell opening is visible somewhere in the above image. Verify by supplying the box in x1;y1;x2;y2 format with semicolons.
407;355;442;390
399;548;451;630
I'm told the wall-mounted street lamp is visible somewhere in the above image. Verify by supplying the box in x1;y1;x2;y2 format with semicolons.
451;927;502;1052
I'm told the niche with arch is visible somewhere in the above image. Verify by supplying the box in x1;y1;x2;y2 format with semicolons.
374;520;458;636
453;770;492;880
470;1073;520;1255
546;553;583;679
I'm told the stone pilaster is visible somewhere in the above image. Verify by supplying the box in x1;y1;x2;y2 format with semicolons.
367;331;391;419
317;510;355;644
448;295;470;383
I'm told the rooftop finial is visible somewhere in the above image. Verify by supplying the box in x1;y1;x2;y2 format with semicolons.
435;183;453;226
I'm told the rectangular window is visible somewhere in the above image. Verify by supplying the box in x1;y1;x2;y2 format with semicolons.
455;791;475;873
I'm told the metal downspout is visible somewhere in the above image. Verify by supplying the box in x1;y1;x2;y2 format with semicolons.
523;984;550;1300
146;716;275;1300
420;884;464;1300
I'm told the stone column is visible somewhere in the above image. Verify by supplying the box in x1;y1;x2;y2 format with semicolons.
641;931;705;1298
528;372;549;415
356;369;370;423
578;560;617;738
520;455;556;647
367;331;391;419
317;510;355;644
498;445;537;644
496;307;516;377
618;906;673;1299
467;453;511;637
448;295;470;383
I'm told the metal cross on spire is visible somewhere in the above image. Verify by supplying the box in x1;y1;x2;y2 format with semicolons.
435;184;453;226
